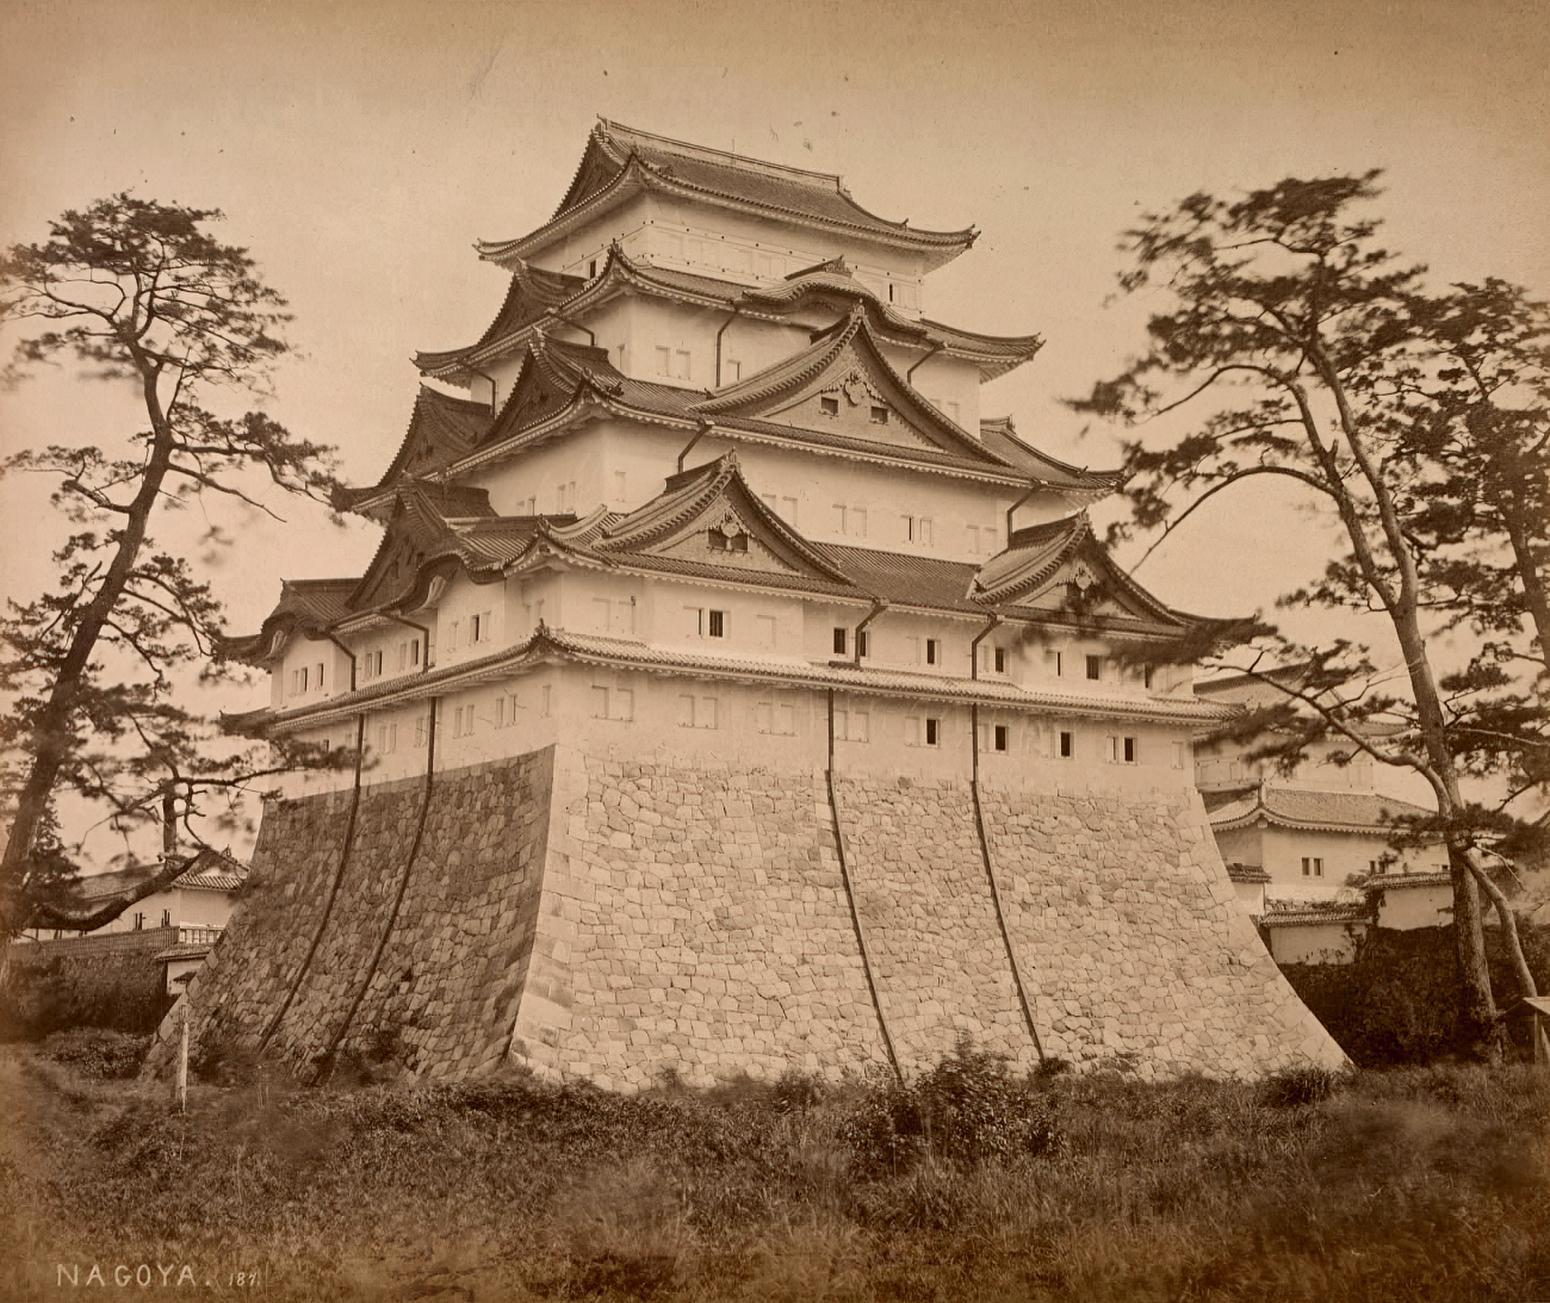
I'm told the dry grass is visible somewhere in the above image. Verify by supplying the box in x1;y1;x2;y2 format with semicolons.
1;1041;1547;1301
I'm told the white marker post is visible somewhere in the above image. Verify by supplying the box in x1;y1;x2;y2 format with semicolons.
174;1003;189;1113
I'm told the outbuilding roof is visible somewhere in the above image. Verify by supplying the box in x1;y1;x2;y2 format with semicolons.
1203;782;1437;836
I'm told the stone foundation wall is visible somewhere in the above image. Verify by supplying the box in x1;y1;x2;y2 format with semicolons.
834;775;1037;1074
148;743;1343;1084
980;785;1340;1077
512;753;892;1089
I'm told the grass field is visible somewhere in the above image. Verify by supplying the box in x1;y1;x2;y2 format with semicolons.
2;1036;1547;1301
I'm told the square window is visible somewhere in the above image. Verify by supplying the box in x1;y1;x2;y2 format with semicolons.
1085;654;1103;681
869;405;888;424
708;609;726;638
924;717;940;747
820;396;839;417
994;724;1009;752
1059;730;1075;759
833;626;848;655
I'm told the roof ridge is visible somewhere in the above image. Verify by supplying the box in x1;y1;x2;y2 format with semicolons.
598;117;847;191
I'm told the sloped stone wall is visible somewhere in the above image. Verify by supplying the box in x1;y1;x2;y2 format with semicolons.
148;751;556;1081
833;775;1038;1074
162;785;356;1059
979;785;1342;1077
339;749;554;1079
512;753;892;1090
149;744;1343;1086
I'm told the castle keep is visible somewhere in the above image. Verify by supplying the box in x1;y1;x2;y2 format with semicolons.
152;122;1343;1085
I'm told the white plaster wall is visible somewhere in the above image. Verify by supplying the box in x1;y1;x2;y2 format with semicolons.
274;633;352;710
1258;827;1445;900
1266;922;1363;966
1374;883;1454;930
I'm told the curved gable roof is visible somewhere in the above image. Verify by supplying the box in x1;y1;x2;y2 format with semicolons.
478;120;976;270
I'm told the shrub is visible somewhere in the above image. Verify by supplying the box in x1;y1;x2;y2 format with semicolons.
38;1028;150;1079
837;1038;1059;1176
1259;1064;1345;1108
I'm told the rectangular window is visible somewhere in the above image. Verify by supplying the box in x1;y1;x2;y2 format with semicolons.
926;637;939;666
1301;857;1325;878
414;715;427;748
1058;730;1075;759
1085;654;1103;681
857;630;869;659
539;684;551;718
591;684;635;723
1143;664;1155;690
903;513;933;545
708;609;726;639
993;646;1007;674
760;492;799;523
612;470;627;503
1172;741;1186;770
315;662;324;688
1123;736;1138;764
724;359;742;383
674;349;691;380
924;717;940;747
448;620;461;652
755;699;797;736
1047;649;1063;677
654;345;671;376
993;723;1009;753
755;614;777;650
833;504;867;538
678;694;719;730
833;626;848;655
869;405;888;424
820;396;839;417
835;707;870;742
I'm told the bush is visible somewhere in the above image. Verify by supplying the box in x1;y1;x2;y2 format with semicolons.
38;1028;150;1079
837;1038;1059;1176
1282;922;1550;1066
1259;1064;1345;1108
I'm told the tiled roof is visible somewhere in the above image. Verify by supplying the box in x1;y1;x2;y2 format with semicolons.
66;849;246;905
1204;783;1437;835
1225;861;1271;884
217;578;358;663
413;262;581;373
1260;897;1370;927
153;942;216;963
335;387;491;511
1362;869;1453;891
477;121;976;268
978;416;1121;493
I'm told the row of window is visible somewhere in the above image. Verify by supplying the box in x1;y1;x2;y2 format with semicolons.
361;684;1187;770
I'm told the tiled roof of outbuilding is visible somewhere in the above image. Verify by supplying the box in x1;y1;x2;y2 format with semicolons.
1204;783;1437;835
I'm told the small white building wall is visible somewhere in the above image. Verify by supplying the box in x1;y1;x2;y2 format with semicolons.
1259;826;1444;900
1374;884;1453;930
1266;921;1364;966
98;885;238;934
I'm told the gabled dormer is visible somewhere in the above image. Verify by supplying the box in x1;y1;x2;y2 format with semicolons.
587;452;858;592
333;388;491;520
695;310;1016;470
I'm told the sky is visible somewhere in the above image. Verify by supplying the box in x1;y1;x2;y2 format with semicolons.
1;0;1547;833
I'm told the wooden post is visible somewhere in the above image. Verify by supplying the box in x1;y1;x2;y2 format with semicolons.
174;1003;189;1113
